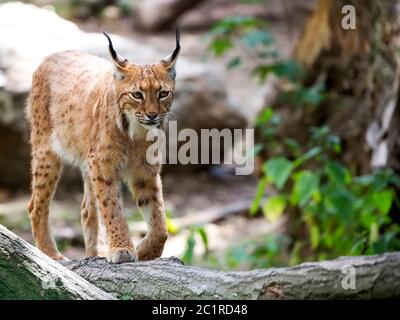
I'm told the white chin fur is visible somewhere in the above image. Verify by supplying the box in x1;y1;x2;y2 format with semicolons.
118;113;160;139
124;113;143;139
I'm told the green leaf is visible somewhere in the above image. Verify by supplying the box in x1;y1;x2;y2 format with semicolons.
310;225;320;249
327;134;342;153
370;171;391;192
254;59;304;83
209;37;233;56
290;170;319;207
325;187;354;221
298;84;326;105
324;160;351;185
283;138;301;154
196;227;209;252
211;16;264;33
389;172;400;188
227;56;242;69
350;239;366;255
250;176;268;214
264;157;294;190
360;208;378;228
353;174;375;186
241;30;274;48
289;241;302;266
268;113;282;126
372;190;394;215
293;147;321;168
369;222;379;244
181;232;196;264
256;107;273;126
262;195;286;223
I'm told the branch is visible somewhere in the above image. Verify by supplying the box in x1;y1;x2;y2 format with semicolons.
0;225;115;300
64;253;400;299
2;224;400;299
133;199;253;234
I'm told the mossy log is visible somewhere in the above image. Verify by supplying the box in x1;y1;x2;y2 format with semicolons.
0;225;114;300
1;224;400;299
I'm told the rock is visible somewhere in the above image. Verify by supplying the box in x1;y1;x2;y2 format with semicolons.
0;2;246;190
132;0;206;31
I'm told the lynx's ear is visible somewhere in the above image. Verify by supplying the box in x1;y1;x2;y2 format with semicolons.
160;27;181;80
103;32;129;80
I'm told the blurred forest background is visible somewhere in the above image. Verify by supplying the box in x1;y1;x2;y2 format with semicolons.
1;0;400;271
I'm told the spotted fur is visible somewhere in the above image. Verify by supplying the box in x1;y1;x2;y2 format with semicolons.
26;32;180;263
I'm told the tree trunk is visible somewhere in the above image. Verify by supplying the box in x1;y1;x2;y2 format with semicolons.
258;0;400;174
64;252;400;300
2;225;400;299
0;225;115;300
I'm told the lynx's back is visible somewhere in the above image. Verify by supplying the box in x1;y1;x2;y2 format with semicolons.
27;51;115;165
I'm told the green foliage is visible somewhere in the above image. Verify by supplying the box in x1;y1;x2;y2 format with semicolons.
262;195;286;223
181;226;209;265
252;110;400;261
263;157;294;190
208;16;276;60
204;234;292;270
208;16;326;107
253;59;304;83
202;11;400;268
278;83;326;107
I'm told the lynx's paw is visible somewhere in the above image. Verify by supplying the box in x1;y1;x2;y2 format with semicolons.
107;247;138;264
52;254;69;261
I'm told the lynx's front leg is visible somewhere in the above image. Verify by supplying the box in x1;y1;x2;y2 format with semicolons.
129;173;168;261
89;158;137;263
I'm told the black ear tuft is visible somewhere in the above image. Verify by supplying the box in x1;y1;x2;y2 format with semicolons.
103;31;129;69
103;31;118;62
160;27;181;71
171;27;181;62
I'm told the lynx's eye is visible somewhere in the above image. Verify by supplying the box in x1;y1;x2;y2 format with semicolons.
131;91;144;100
158;90;170;99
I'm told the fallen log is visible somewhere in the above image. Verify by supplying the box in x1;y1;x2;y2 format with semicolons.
64;253;400;300
0;225;115;300
1;224;400;299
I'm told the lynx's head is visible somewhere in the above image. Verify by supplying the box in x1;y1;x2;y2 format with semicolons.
103;29;180;134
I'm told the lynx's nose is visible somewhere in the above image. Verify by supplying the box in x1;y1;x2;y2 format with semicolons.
146;113;158;121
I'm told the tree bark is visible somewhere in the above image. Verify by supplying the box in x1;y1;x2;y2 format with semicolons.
0;225;115;300
1;224;400;299
64;253;400;300
258;0;400;174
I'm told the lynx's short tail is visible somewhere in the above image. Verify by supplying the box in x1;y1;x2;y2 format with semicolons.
26;65;53;146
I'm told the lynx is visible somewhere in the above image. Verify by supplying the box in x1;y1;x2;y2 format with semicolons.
26;30;180;263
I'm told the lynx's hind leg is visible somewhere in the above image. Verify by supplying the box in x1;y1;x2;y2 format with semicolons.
28;147;65;260
27;68;66;260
